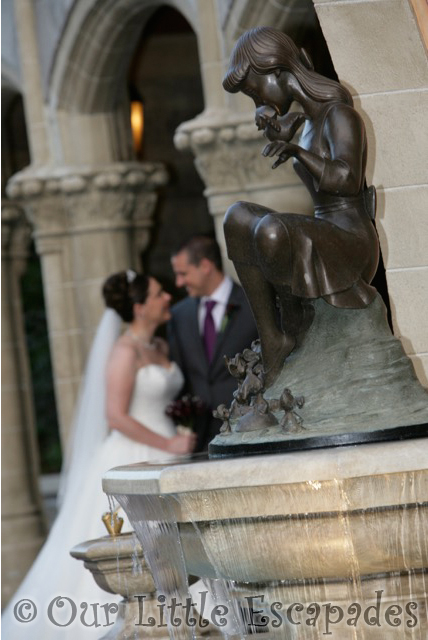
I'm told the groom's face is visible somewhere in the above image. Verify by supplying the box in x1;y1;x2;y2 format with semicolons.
171;250;210;298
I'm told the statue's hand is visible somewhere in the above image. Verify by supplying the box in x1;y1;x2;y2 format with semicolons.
262;141;295;169
255;106;281;134
262;111;309;143
277;112;308;140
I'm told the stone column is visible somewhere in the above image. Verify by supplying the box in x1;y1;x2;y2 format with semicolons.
1;202;47;606
12;0;50;165
7;162;168;449
174;111;311;276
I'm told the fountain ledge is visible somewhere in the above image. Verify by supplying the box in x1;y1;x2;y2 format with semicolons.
103;437;427;497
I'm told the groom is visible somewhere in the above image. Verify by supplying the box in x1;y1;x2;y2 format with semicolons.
168;234;258;452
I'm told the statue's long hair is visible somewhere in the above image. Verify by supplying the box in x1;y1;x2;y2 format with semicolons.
223;27;353;106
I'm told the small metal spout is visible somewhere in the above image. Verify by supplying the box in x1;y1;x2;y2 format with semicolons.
102;506;124;536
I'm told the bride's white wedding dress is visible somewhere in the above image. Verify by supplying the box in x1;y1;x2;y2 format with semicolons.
2;354;184;639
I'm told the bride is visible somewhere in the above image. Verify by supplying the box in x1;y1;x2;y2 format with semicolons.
2;270;196;638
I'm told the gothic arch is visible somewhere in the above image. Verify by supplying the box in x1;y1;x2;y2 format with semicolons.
47;0;201;164
50;0;199;113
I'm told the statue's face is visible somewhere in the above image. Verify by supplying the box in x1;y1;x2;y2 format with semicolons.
242;69;292;116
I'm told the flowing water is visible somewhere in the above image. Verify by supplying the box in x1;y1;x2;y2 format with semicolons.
109;463;427;639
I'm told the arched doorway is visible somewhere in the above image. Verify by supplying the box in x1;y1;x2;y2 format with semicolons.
127;6;213;294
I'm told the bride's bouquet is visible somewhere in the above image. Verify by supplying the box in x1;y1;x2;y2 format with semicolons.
165;394;206;433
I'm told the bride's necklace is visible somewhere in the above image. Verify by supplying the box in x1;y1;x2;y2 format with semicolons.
125;329;156;350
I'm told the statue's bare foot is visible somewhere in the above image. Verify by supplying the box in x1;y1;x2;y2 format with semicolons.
262;333;295;388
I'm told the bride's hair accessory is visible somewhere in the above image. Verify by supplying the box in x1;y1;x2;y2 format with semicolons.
126;269;137;283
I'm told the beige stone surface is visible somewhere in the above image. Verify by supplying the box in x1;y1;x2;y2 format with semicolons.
229;573;427;639
106;444;427;626
386;267;428;354
197;0;222;67
0;387;23;427
13;0;50;165
315;0;428;94
410;353;428;388
55;377;81;445
43;282;80;333
376;185;428;269
355;90;428;188
1;468;40;514
57;111;117;165
201;61;228;109
1;206;47;605
103;437;427;496
1;430;33;492
49;332;84;380
2;524;45;605
180;500;427;581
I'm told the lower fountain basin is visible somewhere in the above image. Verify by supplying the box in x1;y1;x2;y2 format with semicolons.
103;438;427;583
103;438;427;638
70;531;155;596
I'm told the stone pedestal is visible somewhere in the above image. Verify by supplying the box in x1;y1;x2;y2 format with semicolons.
6;162;167;448
1;202;47;606
103;438;428;639
71;532;216;639
71;532;169;639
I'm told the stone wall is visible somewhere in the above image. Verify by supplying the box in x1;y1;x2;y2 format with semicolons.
314;0;428;384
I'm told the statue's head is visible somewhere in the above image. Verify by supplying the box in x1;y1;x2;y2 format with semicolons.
223;27;307;93
223;27;352;106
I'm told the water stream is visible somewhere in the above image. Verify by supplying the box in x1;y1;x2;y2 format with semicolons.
109;460;427;639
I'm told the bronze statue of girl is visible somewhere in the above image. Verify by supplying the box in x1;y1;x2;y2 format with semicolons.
223;27;379;386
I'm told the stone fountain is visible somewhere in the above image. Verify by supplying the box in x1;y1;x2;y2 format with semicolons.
103;27;428;640
70;510;171;640
104;440;427;638
71;511;219;639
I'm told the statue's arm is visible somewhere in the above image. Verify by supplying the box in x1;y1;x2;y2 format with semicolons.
315;105;366;195
263;105;366;197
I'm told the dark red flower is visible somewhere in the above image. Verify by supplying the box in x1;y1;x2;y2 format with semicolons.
165;395;206;429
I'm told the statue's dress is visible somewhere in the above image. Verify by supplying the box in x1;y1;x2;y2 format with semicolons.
279;162;379;308
227;103;379;309
2;363;184;639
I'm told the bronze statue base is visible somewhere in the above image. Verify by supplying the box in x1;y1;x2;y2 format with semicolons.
210;295;428;457
209;422;428;458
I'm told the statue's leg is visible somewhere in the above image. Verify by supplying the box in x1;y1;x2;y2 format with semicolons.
233;262;295;387
224;203;295;386
253;212;314;348
275;287;315;346
224;200;274;263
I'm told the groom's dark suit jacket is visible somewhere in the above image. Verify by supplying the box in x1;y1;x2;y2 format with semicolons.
168;282;258;452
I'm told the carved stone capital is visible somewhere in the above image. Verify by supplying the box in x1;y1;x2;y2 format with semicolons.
1;201;32;274
6;162;168;200
5;162;168;253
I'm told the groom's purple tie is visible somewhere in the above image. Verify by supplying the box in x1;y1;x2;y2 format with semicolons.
203;300;217;362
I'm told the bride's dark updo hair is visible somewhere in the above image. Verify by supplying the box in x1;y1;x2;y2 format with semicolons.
102;271;150;322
